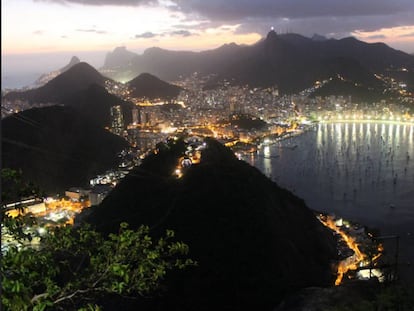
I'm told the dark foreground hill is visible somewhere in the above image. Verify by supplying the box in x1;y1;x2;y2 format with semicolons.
1;106;129;194
79;137;338;310
61;84;134;128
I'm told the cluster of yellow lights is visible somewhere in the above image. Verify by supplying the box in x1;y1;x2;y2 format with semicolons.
7;198;91;226
318;216;365;286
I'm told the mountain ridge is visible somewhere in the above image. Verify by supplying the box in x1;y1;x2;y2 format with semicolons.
101;31;414;94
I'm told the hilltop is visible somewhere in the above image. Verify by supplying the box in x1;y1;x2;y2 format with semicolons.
127;73;182;100
3;62;109;104
78;137;338;310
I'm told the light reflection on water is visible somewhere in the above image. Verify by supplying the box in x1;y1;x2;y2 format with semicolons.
248;122;414;279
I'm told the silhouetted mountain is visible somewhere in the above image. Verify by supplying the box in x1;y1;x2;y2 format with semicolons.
61;84;134;127
103;46;137;69
100;42;246;82
79;137;338;310
4;62;109;104
2;106;128;194
60;56;81;72
127;73;182;100
101;31;414;94
33;56;81;87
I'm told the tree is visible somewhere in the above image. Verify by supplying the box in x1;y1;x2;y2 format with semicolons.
1;168;39;249
1;223;195;310
1;169;195;310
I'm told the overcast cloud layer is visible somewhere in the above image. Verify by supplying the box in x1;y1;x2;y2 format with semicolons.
37;0;414;40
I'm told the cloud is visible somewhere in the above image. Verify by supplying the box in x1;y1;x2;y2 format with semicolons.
399;32;414;38
170;0;414;20
135;30;195;39
36;0;158;6
76;28;108;34
170;30;192;37
366;34;387;40
33;30;44;35
135;31;158;38
168;0;414;40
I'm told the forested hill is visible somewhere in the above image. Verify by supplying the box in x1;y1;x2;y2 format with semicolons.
79;137;338;310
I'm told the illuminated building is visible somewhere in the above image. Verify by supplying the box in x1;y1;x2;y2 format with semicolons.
110;105;124;135
132;108;139;124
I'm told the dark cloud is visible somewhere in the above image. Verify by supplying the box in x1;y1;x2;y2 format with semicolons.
169;0;414;40
170;30;192;37
135;31;157;38
36;0;158;6
76;28;108;34
232;12;414;39
170;0;414;20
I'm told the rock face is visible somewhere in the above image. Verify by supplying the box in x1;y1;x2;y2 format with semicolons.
80;137;338;310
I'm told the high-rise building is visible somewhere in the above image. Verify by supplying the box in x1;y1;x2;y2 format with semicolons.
110;105;124;135
132;108;139;125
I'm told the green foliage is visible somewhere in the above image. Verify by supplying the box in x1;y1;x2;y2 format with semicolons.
1;168;41;203
1;168;38;243
1;223;196;310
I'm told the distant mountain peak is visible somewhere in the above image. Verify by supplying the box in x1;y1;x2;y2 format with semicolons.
31;56;81;88
60;56;81;72
114;46;128;52
102;46;137;69
69;55;80;64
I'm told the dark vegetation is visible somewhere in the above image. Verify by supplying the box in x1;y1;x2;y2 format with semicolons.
127;73;182;100
61;84;134;127
229;114;268;130
79;137;338;310
1;106;128;194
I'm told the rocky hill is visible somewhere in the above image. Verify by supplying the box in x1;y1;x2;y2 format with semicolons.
79;137;338;310
127;73;182;100
4;62;109;104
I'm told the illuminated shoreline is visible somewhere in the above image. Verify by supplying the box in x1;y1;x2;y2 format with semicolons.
318;119;414;126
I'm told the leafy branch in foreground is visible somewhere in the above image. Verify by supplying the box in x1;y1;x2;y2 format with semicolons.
1;223;196;310
1;168;38;243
